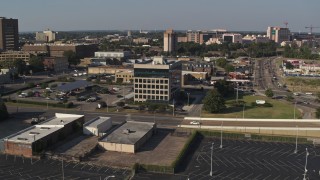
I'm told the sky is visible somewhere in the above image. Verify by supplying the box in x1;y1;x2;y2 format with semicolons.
1;0;319;33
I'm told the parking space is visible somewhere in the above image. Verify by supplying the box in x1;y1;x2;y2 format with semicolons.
184;138;320;180
0;154;130;180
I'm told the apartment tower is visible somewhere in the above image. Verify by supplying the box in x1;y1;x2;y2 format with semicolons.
163;29;177;53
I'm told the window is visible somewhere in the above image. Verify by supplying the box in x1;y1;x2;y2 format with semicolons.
139;84;142;88
135;89;138;93
152;85;155;88
160;91;163;94
160;80;163;83
135;84;138;88
152;90;155;94
147;85;151;88
143;85;146;88
139;90;142;93
156;85;159;89
139;79;142;83
143;79;146;83
135;95;138;98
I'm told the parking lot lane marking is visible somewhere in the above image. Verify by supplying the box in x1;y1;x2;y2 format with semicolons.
31;158;40;165
72;163;79;168
284;160;301;172
215;156;229;167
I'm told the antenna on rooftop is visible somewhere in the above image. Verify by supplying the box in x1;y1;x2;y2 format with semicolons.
284;21;288;28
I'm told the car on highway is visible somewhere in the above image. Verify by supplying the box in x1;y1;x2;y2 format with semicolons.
190;121;200;125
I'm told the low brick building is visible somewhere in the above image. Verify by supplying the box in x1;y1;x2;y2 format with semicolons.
43;57;69;72
4;113;84;157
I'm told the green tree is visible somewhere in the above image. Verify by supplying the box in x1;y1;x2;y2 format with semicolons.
63;50;79;65
216;58;227;68
214;80;234;97
0;99;9;120
224;64;235;72
265;88;274;98
316;108;320;119
13;59;27;75
203;89;226;113
29;56;44;72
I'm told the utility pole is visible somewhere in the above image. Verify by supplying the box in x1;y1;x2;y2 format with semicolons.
236;83;239;103
187;92;190;106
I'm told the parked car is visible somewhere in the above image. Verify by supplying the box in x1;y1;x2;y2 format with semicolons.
31;116;46;125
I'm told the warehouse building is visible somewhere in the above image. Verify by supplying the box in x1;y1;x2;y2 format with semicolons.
98;121;156;153
4;113;84;157
83;117;112;136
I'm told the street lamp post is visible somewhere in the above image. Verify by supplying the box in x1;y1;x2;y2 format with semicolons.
294;101;297;120
62;159;64;180
303;148;309;180
236;83;239;103
220;122;223;149
294;125;298;154
187;92;190;106
210;142;214;176
242;103;245;119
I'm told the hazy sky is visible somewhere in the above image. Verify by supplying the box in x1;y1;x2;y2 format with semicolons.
1;0;319;32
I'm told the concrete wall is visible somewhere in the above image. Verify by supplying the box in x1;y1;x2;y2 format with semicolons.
98;142;135;153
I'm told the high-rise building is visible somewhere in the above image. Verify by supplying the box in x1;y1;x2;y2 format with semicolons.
35;29;56;42
163;29;177;52
267;26;290;43
133;56;181;102
0;17;19;51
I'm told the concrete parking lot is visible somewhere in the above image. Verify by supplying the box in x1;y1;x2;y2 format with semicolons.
0;154;130;180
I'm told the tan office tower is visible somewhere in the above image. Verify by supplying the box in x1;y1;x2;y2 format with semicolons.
163;29;177;52
267;26;290;43
0;17;19;51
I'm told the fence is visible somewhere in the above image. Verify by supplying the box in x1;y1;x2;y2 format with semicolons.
0;139;4;153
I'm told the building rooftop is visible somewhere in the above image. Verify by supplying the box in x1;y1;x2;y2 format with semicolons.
84;117;111;128
100;121;155;145
5;113;84;144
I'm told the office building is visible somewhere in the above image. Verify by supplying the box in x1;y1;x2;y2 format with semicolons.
0;51;31;64
0;17;19;51
115;69;134;83
133;56;181;102
267;26;291;43
223;33;243;43
35;29;57;42
163;29;177;52
22;43;98;57
4;113;84;157
43;57;69;72
98;121;156;153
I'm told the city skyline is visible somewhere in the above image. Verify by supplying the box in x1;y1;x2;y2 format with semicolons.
1;0;319;33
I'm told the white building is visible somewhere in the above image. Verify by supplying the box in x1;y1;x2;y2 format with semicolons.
36;29;57;42
94;51;131;58
83;117;112;136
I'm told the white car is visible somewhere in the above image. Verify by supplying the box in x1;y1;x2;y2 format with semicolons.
190;121;200;125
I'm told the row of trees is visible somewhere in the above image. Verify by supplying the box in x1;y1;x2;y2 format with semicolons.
283;45;319;60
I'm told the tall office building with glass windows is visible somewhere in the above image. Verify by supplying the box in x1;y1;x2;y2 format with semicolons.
0;17;19;51
133;56;181;102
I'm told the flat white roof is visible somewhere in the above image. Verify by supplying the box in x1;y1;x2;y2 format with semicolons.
100;121;155;145
6;113;84;144
84;117;111;128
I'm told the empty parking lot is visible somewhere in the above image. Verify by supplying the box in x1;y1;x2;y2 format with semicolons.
0;154;130;180
184;138;320;180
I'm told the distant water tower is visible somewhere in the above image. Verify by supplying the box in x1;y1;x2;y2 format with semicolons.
127;30;132;37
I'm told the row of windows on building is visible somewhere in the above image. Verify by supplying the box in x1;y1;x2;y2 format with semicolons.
134;89;169;95
135;84;168;89
134;79;169;84
116;75;132;78
135;94;169;101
